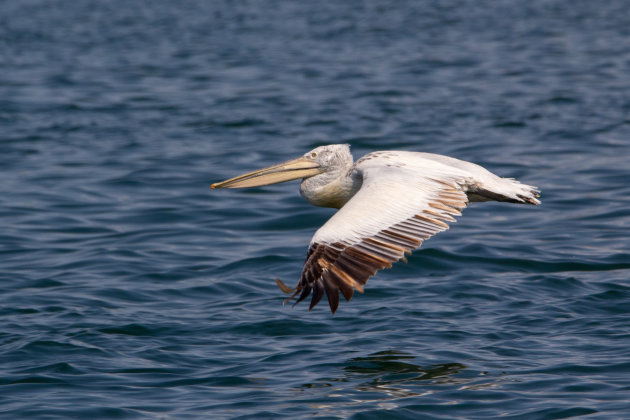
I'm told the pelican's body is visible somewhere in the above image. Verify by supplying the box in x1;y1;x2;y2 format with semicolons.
212;144;540;313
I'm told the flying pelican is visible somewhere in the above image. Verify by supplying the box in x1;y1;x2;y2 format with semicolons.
211;144;540;313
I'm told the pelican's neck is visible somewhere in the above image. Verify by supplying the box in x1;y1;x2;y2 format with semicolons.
300;167;361;209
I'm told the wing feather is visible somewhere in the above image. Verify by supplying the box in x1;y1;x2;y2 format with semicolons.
282;158;470;313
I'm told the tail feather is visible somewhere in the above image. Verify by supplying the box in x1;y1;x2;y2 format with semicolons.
469;179;541;205
509;179;541;205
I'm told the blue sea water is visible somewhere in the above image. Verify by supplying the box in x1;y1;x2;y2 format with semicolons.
2;0;630;418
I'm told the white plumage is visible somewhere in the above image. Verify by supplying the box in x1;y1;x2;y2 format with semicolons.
212;144;540;313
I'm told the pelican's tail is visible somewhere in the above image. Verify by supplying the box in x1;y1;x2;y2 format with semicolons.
468;177;541;205
504;178;541;205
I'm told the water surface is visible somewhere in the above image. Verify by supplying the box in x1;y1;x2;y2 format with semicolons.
2;1;630;418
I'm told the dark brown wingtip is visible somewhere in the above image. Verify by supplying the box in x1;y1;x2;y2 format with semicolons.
308;280;325;311
275;278;296;294
324;278;339;314
327;292;339;315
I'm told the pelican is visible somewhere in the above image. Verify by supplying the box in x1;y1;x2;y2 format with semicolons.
212;144;540;313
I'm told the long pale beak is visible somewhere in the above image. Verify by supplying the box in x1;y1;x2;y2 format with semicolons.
211;156;322;189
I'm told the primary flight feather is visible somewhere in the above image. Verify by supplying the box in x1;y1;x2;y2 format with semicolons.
212;144;540;314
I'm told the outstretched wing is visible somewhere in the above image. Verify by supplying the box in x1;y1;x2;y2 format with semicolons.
280;153;471;313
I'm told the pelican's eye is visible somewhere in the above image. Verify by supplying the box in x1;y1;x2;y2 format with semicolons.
310;152;318;159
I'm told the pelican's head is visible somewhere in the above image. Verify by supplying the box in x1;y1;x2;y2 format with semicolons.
303;144;353;174
211;144;353;189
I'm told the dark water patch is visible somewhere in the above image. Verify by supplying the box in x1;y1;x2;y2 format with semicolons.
19;278;67;289
1;375;69;386
20;362;84;375
12;340;108;358
98;324;163;337
492;121;527;128
2;407;140;420
155;375;264;388
230;319;331;337
416;249;630;273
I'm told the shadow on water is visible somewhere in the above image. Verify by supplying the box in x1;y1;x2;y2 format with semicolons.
342;350;466;398
296;350;471;412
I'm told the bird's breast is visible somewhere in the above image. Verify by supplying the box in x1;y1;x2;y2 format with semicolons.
300;173;361;209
